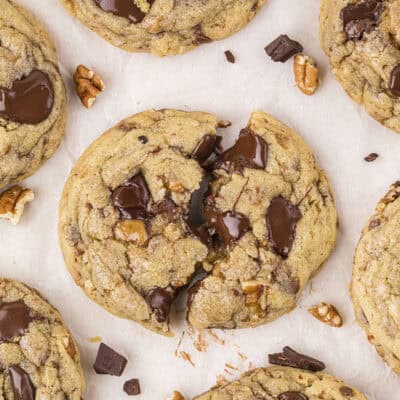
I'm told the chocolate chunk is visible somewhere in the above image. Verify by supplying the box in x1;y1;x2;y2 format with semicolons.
0;301;32;341
146;287;174;323
0;70;53;124
368;218;381;229
390;65;400;97
123;379;141;395
95;0;151;23
340;0;383;40
268;346;325;371
340;386;354;397
224;50;235;64
9;366;35;400
112;173;153;220
138;135;148;144
364;152;378;162
266;196;301;258
216;128;268;172
152;198;177;222
93;343;127;376
278;392;308;400
265;35;303;63
193;25;212;45
192;135;220;165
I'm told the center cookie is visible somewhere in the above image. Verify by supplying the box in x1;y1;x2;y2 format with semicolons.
58;109;338;335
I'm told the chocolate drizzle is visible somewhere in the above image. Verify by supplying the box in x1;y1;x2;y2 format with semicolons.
0;301;32;341
95;0;151;23
9;366;35;400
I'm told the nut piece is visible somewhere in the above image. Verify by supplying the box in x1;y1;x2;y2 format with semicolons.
293;54;319;96
0;186;34;225
308;302;343;328
73;65;105;108
115;220;148;245
167;391;185;400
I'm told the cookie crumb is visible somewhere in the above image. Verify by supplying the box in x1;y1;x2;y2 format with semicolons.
168;391;185;400
364;153;378;162
224;50;235;63
88;336;102;343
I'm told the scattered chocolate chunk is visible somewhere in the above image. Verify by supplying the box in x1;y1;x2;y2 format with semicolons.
364;152;378;162
95;0;152;23
224;50;235;63
216;128;268;172
138;135;148;144
340;386;354;397
0;70;54;124
192;135;221;165
0;301;32;341
340;0;384;40
266;196;301;258
93;343;127;376
390;65;400;97
218;120;232;128
268;346;325;371
152;198;177;222
278;392;308;400
265;35;303;63
146;287;174;323
9;366;35;400
123;379;141;396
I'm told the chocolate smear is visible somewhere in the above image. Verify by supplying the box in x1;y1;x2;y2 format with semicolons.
268;346;325;371
95;0;151;23
265;35;303;63
0;301;32;341
278;392;308;400
93;343;127;376
146;287;174;323
9;366;35;400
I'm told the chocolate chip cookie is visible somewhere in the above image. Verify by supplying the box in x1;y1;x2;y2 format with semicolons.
352;181;400;375
0;0;67;190
60;0;266;56
58;109;337;335
320;0;400;133
0;278;85;399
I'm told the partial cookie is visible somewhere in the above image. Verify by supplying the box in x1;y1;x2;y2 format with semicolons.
320;0;400;133
0;0;67;189
352;181;400;375
60;0;266;56
58;109;337;335
0;278;85;398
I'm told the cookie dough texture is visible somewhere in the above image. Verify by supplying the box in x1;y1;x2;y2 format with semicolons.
194;367;366;400
352;181;400;375
0;278;84;399
60;0;266;56
0;0;66;189
320;0;400;133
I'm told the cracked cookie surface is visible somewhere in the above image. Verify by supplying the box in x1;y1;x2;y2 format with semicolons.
0;278;84;399
60;0;266;56
0;0;67;189
320;0;400;134
352;181;400;375
194;366;366;400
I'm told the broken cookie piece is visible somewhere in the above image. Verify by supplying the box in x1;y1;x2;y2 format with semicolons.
0;186;34;225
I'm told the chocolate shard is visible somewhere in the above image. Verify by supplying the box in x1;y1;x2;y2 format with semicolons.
265;35;303;63
123;378;141;395
390;65;400;97
340;0;384;40
278;392;308;400
93;343;128;376
0;301;32;341
9;366;35;400
146;287;174;323
268;346;325;371
224;50;236;64
95;0;152;24
364;152;378;162
192;135;221;165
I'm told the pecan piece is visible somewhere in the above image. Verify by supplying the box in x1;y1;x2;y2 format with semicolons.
115;220;148;245
0;186;34;225
293;54;319;96
73;64;105;108
308;302;343;328
168;391;185;400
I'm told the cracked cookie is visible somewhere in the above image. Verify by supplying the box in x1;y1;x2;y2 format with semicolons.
60;0;266;56
58;109;337;335
0;0;67;189
0;278;85;399
352;181;400;375
320;0;400;133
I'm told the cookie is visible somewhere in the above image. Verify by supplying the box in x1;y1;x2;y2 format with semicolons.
58;109;337;335
0;278;85;399
60;0;266;56
0;0;67;190
352;181;400;375
320;0;400;134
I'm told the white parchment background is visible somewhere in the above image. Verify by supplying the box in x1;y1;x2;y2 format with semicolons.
2;0;400;398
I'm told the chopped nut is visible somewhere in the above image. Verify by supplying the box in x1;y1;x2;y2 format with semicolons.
168;391;185;400
73;64;105;108
308;302;343;328
293;54;319;96
115;220;148;245
0;186;34;225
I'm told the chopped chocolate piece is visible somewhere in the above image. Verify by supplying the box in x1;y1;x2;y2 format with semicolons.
93;343;127;376
146;287;174;323
224;50;235;63
340;0;384;40
369;218;381;229
138;135;148;144
0;70;54;124
192;135;220;165
152;198;177;222
266;196;301;258
278;392;308;400
0;301;32;341
9;366;35;400
193;25;212;45
340;386;354;397
265;35;303;63
364;152;378;162
390;65;400;97
268;346;325;371
95;0;152;24
123;379;141;395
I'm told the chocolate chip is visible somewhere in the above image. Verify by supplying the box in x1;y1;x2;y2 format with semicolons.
265;35;303;63
192;135;221;165
112;173;153;220
340;386;354;397
0;70;53;124
138;135;148;144
123;379;141;395
364;152;378;162
9;366;35;400
389;65;400;97
369;219;381;230
268;346;325;371
93;343;127;376
224;50;235;64
95;0;152;23
0;301;32;341
146;287;174;323
266;196;301;258
278;392;308;400
215;128;268;172
340;0;384;40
